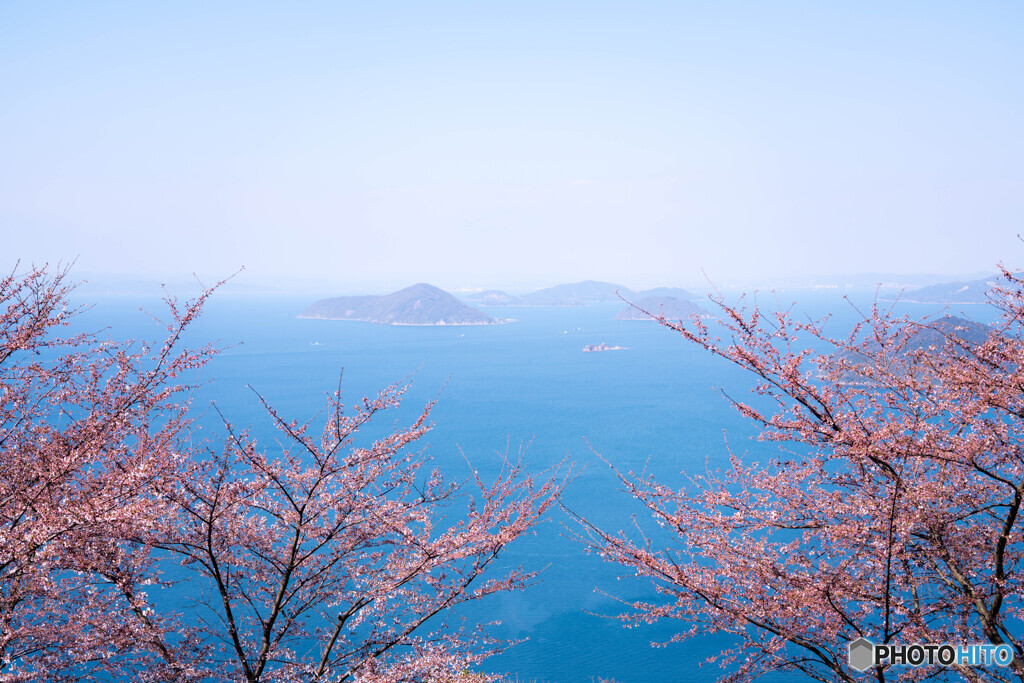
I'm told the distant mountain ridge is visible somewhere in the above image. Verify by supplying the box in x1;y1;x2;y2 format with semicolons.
902;275;1001;304
614;296;708;321
632;287;696;300
300;284;498;326
461;281;698;306
520;280;626;305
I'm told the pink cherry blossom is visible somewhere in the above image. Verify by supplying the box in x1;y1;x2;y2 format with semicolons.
571;266;1024;682
0;264;567;682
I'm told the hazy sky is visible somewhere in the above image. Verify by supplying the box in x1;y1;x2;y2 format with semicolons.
2;2;1022;291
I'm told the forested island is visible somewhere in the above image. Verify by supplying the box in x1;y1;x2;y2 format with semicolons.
300;283;500;326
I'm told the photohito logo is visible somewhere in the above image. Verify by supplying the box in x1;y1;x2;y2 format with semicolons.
848;638;1014;671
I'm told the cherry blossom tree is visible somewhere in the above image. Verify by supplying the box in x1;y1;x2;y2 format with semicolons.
0;263;217;681
0;263;565;682
572;268;1024;682
148;379;565;683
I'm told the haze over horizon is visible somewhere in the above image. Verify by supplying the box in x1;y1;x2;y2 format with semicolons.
3;2;1022;290
60;267;1006;299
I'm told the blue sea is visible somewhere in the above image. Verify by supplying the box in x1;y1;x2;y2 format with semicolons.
73;291;990;682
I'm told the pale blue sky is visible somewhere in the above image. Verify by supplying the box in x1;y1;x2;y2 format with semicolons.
2;2;1022;290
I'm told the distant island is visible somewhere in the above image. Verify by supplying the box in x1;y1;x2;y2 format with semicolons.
614;296;708;321
472;290;521;305
299;283;501;326
461;280;698;307
522;281;639;306
583;343;627;352
898;276;1000;304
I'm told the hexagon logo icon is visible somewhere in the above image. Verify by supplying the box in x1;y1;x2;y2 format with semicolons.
849;637;875;671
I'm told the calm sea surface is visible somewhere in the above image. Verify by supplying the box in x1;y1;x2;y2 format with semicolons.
72;291;991;682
